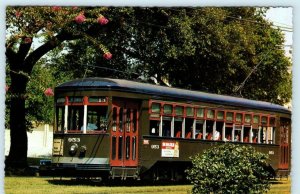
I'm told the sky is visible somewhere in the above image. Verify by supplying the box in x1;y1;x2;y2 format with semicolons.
265;7;293;58
0;1;299;193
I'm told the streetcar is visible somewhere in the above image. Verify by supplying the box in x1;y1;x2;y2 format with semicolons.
50;77;291;180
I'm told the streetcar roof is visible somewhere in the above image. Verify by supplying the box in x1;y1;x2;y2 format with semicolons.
56;77;291;114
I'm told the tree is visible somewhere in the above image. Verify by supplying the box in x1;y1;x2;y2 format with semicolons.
53;7;291;104
186;144;271;194
5;6;111;171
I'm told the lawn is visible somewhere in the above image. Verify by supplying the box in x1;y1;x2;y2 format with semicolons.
4;177;290;194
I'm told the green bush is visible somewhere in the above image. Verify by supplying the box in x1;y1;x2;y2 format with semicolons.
186;144;271;194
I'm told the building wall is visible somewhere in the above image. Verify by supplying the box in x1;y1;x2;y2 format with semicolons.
5;124;53;158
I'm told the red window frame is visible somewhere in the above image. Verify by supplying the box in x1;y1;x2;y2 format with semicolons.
225;111;234;123
216;110;225;122
205;108;215;120
234;112;244;125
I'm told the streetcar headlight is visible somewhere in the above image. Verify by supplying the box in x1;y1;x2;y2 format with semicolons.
79;145;87;157
69;143;78;156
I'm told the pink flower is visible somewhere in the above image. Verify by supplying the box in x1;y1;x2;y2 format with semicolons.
103;52;112;60
44;88;54;96
75;14;86;24
15;11;21;18
97;16;109;25
24;37;32;44
52;6;61;11
5;85;9;92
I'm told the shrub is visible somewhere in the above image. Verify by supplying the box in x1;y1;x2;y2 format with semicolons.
186;143;271;194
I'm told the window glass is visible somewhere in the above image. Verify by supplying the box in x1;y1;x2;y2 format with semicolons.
235;113;242;123
196;108;204;118
69;97;83;103
118;136;123;160
56;98;65;103
253;115;260;124
186;107;194;117
119;108;123;132
261;116;267;125
86;106;108;131
270;117;276;126
126;109;131;132
175;106;184;116
132;137;136;160
112;107;117;131
151;103;160;113
133;110;137;132
163;104;173;114
217;111;224;120
226;112;233;122
56;106;64;132
67;106;84;130
89;97;107;103
207;109;215;119
245;114;252;123
111;136;116;160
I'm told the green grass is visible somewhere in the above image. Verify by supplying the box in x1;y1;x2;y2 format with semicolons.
4;177;290;194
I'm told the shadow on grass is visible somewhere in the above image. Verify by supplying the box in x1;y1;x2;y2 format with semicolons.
47;177;190;187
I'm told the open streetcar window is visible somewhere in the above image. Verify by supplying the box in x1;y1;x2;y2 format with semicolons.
68;106;84;131
86;106;108;132
55;106;65;132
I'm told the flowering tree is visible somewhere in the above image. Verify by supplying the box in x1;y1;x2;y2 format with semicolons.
5;6;111;171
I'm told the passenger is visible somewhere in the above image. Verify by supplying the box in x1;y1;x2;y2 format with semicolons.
214;130;220;140
81;123;98;130
234;134;240;141
207;133;212;140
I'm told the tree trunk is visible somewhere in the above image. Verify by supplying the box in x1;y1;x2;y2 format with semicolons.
5;71;29;170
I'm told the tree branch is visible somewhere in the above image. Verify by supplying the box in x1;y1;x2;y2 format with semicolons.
23;31;81;73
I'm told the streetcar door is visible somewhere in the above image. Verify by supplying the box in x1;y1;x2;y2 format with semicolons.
279;118;290;169
110;101;139;167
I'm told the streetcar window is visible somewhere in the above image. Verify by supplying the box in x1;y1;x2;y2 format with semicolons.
225;126;233;141
162;117;172;137
253;115;260;124
215;122;223;140
151;103;160;113
126;136;130;160
244;114;252;124
261;126;268;143
133;109;137;132
217;111;224;120
86;106;108;131
226;112;233;122
150;120;159;136
205;121;214;140
267;127;275;144
186;107;194;117
111;136;116;160
174;117;183;138
243;126;251;142
252;128;259;143
132;137;136;160
68;106;84;131
119;108;124;132
207;110;215;119
126;109;131;132
185;118;193;138
196;108;204;118
261;116;267;125
69;97;83;103
56;97;65;104
118;136;123;160
163;104;173;115
175;106;184;116
270;117;276;126
56;106;64;132
88;97;107;103
195;120;204;139
112;107;117;132
235;113;242;123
